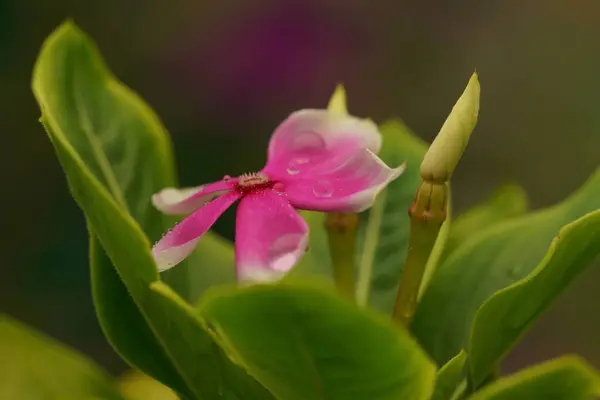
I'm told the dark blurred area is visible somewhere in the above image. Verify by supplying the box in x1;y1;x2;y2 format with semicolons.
1;0;599;376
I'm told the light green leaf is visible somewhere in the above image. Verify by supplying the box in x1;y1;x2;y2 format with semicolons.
412;168;600;370
0;315;125;400
34;21;265;399
356;119;449;313
432;350;468;400
468;207;600;385
442;184;528;259
467;356;600;400
119;371;178;400
198;281;436;400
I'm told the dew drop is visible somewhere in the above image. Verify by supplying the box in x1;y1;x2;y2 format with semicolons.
507;266;521;280
273;182;286;193
222;175;232;181
286;157;310;175
268;234;304;271
293;131;326;151
312;180;334;198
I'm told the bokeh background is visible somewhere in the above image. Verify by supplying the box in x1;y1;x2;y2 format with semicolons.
1;0;599;377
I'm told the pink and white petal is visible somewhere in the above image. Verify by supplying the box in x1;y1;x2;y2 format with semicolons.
235;189;309;282
152;179;237;215
284;148;406;213
264;109;382;178
153;191;241;271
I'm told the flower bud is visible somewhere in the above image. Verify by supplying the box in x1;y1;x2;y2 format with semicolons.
420;72;480;183
327;84;348;115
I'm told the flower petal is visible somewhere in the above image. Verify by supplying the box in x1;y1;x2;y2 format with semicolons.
235;189;309;282
264;109;382;178
152;179;237;215
153;191;241;271
282;148;405;213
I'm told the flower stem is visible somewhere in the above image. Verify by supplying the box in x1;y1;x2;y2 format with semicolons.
392;181;447;326
324;213;359;300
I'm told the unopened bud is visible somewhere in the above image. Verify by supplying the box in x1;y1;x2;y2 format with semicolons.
327;84;348;115
420;72;480;183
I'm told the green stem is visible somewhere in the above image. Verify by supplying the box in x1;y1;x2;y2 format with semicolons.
324;213;358;300
392;181;447;325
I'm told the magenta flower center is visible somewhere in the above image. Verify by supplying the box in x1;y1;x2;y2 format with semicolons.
236;172;277;194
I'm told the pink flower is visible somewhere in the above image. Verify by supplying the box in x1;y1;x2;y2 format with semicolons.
152;109;405;282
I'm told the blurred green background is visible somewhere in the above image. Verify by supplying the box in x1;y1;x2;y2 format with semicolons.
1;0;599;377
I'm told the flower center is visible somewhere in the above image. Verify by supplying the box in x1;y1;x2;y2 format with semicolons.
236;172;274;193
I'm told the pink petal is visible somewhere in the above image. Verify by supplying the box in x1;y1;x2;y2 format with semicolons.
264;109;381;178
282;148;406;213
152;179;237;215
235;189;309;282
153;191;241;271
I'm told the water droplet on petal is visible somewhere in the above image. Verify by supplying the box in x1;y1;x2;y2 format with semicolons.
293;131;326;151
222;175;232;181
312;180;334;198
268;234;305;271
273;182;286;193
271;254;297;271
507;265;521;280
286;158;310;175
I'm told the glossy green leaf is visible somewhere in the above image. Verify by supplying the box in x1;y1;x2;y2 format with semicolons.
0;315;125;400
467;356;600;400
356;119;449;313
442;184;528;259
198;281;436;400
469;208;600;385
432;350;467;400
33;22;265;399
412;168;600;369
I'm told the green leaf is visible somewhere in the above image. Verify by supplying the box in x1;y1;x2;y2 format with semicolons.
90;239;187;393
0;315;125;400
288;211;331;279
468;207;600;385
412;168;600;370
33;21;184;394
33;21;264;399
188;233;236;303
442;184;528;259
432;350;468;400
356;119;449;313
467;356;600;400
198;281;436;400
33;20;235;299
150;282;275;400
